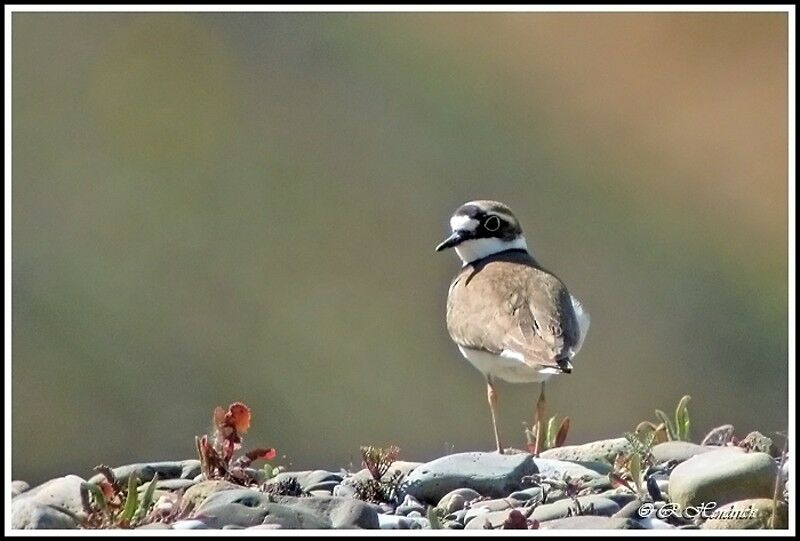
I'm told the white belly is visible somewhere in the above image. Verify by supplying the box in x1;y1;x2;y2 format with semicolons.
458;346;554;384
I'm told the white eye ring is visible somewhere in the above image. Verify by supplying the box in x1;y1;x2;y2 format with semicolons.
484;215;501;232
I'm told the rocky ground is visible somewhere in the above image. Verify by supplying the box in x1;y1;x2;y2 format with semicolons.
11;437;790;530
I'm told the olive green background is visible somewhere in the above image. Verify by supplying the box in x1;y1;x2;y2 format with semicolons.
12;12;788;484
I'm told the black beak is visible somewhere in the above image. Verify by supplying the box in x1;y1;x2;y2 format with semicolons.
435;230;469;252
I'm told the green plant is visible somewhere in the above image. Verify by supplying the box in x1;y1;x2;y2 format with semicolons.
634;421;668;445
654;395;691;442
625;429;657;464
261;461;284;481
610;431;657;497
79;401;281;529
353;445;403;504
524;415;570;455
79;469;159;529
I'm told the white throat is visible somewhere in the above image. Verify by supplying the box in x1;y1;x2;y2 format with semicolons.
455;236;529;265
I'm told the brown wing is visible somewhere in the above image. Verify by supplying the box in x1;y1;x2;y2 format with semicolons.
446;253;579;371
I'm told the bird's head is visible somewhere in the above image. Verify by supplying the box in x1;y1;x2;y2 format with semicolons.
436;200;529;264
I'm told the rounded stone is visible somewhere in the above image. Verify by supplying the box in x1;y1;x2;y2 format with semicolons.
651;441;715;464
539;438;631;463
263;470;326;490
182;479;240;510
173;519;209;529
304;481;339;494
701;498;788;529
11;500;78;529
463;498;519;525
11;481;30;498
436;488;481;514
638;517;677;529
531;495;620;523
395;494;425;516
613;499;645;519
668;448;778;509
385;461;423;480
87;460;200;485
508;486;544;503
403;452;538;503
194;490;379;529
139;478;196;493
539;516;644;529
533;458;607;481
332;484;356;498
378;514;420;529
463;509;517;529
12;475;86;519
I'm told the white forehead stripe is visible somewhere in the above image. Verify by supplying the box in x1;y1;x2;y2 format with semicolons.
450;215;479;231
491;211;516;224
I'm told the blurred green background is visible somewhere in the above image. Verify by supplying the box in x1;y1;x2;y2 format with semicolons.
12;12;788;484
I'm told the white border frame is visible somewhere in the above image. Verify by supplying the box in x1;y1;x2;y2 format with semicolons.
4;4;795;536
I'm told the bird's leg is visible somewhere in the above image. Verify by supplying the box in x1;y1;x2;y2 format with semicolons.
486;379;504;454
534;382;546;456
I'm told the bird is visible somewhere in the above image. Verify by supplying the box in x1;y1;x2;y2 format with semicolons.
435;200;589;454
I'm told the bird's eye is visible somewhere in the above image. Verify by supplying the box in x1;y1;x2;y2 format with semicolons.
484;215;501;232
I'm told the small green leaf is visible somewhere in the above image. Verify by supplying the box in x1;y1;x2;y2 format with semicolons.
655;409;676;441
133;473;158;525
675;395;691;417
533;418;544;456
675;395;691;441
546;416;558;449
629;453;642;493
80;482;107;511
120;475;139;524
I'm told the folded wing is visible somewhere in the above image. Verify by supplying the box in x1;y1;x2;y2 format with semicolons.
446;255;583;373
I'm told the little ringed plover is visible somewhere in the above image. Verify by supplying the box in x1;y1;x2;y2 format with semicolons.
436;200;589;454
